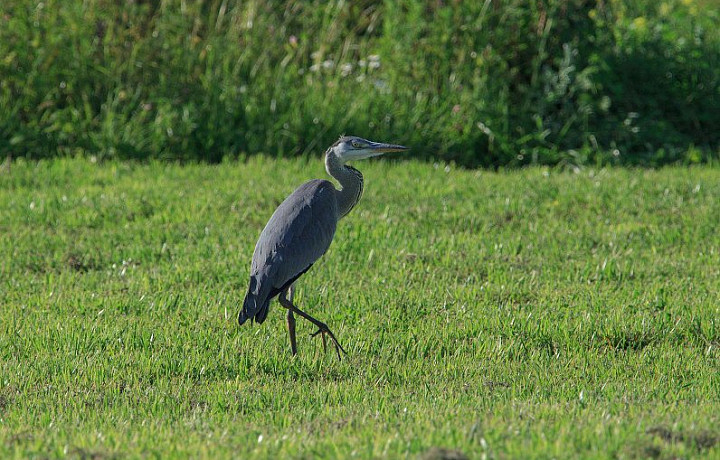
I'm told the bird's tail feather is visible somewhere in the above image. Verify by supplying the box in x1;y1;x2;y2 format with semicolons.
238;289;270;325
254;297;270;324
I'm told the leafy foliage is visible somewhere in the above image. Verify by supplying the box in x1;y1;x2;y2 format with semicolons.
0;0;718;166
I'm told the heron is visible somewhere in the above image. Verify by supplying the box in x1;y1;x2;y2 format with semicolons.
238;135;408;359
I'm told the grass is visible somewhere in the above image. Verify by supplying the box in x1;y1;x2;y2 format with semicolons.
0;156;719;458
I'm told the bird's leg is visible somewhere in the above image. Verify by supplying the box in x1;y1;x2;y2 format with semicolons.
282;286;297;356
278;287;346;360
297;309;346;360
310;327;328;354
286;310;297;356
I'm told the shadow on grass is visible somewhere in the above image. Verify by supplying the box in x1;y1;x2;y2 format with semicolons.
646;426;718;450
624;426;719;459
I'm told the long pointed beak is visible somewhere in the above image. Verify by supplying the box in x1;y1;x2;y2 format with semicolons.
367;141;409;153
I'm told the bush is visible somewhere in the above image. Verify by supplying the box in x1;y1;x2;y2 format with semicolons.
0;0;718;166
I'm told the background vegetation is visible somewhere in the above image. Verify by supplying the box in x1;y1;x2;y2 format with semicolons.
1;158;719;458
1;0;719;167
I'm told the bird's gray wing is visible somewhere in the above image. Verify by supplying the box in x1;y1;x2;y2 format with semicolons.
245;180;338;317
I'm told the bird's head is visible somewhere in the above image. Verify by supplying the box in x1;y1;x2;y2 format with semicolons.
329;136;408;162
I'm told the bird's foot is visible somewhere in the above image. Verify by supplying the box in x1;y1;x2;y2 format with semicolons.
310;322;346;360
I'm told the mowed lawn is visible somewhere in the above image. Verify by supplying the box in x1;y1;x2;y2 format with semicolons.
1;157;718;459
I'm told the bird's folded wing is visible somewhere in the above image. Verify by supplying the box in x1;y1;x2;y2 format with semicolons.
250;180;338;294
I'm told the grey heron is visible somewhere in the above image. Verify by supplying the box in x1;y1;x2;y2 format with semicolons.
238;136;408;359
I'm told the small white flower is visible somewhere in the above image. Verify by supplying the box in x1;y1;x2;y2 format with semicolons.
368;55;381;69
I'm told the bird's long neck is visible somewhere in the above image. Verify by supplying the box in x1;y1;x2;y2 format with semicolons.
325;150;364;219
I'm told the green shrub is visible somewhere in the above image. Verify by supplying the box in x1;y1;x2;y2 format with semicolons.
0;0;718;166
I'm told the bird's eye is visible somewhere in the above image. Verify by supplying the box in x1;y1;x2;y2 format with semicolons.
351;141;361;148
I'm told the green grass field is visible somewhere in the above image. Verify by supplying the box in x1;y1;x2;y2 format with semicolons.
1;157;719;458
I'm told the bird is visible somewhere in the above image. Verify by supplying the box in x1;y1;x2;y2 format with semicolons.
238;135;408;359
